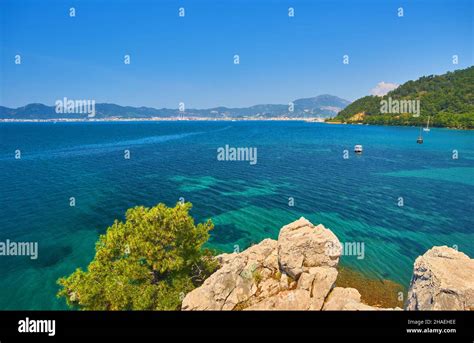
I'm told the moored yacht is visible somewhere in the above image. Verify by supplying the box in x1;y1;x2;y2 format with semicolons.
417;127;424;144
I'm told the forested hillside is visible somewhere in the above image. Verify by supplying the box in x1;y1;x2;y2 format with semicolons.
330;67;474;129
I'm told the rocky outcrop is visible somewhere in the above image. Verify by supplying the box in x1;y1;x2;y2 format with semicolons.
182;218;474;311
406;246;474;310
183;217;346;311
244;266;340;311
181;238;279;310
244;289;312;310
306;267;339;310
322;287;400;310
322;287;370;310
277;218;341;279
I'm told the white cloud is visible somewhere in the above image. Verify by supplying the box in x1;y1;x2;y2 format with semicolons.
370;82;399;96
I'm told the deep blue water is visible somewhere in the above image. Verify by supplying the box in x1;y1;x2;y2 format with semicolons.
0;121;473;309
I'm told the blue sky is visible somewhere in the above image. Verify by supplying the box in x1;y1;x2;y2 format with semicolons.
0;0;472;108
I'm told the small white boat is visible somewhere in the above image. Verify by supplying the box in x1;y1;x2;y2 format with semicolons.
354;144;363;153
423;116;430;132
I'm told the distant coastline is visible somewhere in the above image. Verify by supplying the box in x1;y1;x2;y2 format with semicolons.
0;95;350;121
1;117;472;130
0;117;326;123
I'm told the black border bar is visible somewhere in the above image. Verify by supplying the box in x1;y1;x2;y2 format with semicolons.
0;310;472;339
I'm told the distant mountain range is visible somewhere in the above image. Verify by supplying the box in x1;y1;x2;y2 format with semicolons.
330;66;474;129
0;94;350;120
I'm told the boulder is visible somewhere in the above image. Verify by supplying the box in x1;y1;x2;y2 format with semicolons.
406;246;474;310
244;290;311;311
297;272;315;291
279;273;290;291
322;287;402;310
323;287;363;310
181;238;278;310
308;267;338;310
277;217;341;279
322;287;382;310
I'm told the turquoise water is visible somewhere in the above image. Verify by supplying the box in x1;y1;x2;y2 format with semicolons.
0;121;473;309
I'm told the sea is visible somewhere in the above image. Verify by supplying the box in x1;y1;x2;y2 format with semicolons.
0;121;473;309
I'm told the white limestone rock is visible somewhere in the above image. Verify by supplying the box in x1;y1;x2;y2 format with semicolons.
406;246;474;310
277;217;341;279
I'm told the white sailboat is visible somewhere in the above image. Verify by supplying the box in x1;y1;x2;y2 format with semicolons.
423;116;430;132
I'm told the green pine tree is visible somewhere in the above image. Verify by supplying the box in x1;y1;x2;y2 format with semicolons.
57;202;217;310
